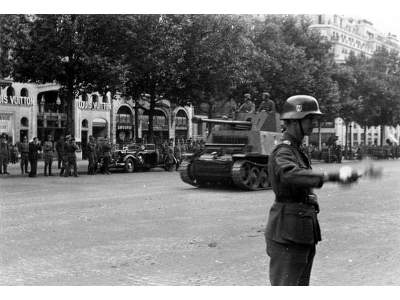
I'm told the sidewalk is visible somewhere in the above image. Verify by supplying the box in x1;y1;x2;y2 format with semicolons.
3;159;89;175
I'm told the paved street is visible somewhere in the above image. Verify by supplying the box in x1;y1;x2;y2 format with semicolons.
1;159;399;285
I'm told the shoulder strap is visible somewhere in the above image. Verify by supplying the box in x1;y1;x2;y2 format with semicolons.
271;141;305;166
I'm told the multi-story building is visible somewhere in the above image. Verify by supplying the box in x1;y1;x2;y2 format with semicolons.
307;15;400;146
308;14;400;64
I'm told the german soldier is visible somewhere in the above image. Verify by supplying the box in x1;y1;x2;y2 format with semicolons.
64;136;78;177
55;135;64;169
59;135;68;176
43;134;55;176
0;133;10;175
101;137;111;175
87;135;97;175
265;95;359;286
28;137;41;177
238;93;256;113
257;92;276;113
18;136;30;174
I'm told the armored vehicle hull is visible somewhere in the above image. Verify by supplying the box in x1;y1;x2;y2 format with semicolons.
180;111;282;190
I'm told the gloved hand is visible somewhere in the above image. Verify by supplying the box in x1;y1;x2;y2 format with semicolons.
325;166;360;184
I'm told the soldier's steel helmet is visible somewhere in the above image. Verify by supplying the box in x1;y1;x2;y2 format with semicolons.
280;95;323;120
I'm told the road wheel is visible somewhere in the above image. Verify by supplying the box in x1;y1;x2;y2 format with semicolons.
125;158;135;173
259;168;269;189
247;166;261;190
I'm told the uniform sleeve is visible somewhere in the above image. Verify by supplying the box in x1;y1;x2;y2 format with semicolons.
274;147;324;188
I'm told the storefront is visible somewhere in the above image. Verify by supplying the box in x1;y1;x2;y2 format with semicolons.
36;87;66;143
0;83;37;143
141;108;170;144
115;105;134;145
75;92;111;144
173;108;189;141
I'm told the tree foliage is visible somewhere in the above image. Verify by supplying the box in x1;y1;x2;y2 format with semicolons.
3;14;400;143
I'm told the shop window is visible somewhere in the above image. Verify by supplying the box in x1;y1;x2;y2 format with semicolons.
82;119;88;128
176;109;188;127
116;106;132;123
20;88;29;97
21;117;29;127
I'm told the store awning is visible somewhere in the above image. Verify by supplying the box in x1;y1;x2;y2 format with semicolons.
92;118;107;128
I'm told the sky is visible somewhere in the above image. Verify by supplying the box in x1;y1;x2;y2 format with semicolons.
363;15;400;38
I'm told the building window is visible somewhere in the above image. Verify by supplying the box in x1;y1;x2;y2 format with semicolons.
21;117;29;127
20;88;29;97
82;119;88;128
82;93;88;102
6;86;15;98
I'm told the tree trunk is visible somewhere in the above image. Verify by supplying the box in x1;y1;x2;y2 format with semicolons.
148;96;155;144
380;124;385;146
109;92;114;143
344;121;348;159
349;122;353;159
134;99;140;143
66;82;74;136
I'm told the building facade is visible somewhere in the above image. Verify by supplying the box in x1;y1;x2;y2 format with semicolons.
0;82;65;143
1;81;194;146
309;14;400;64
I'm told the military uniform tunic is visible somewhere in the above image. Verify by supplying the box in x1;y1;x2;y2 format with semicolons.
265;132;325;286
43;140;54;175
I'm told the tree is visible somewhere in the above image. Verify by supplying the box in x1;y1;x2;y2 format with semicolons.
0;15;30;79
10;14;128;135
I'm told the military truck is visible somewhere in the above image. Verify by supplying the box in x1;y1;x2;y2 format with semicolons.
179;111;282;190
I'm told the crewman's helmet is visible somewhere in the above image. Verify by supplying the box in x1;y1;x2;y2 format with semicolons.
280;95;323;120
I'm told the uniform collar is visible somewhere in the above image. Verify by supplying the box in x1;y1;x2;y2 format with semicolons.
282;132;303;148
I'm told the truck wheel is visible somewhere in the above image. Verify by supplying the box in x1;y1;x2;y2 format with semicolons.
125;158;135;173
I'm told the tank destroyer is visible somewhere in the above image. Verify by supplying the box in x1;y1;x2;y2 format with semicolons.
180;111;282;190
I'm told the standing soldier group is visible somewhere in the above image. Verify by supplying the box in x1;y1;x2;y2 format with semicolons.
0;133;80;178
58;135;79;177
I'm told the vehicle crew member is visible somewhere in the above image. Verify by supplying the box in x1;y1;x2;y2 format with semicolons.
0;134;10;175
18;136;30;174
28;137;41;177
257;92;276;113
43;135;55;176
265;95;359;286
87;135;97;175
238;93;255;113
64;136;78;177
